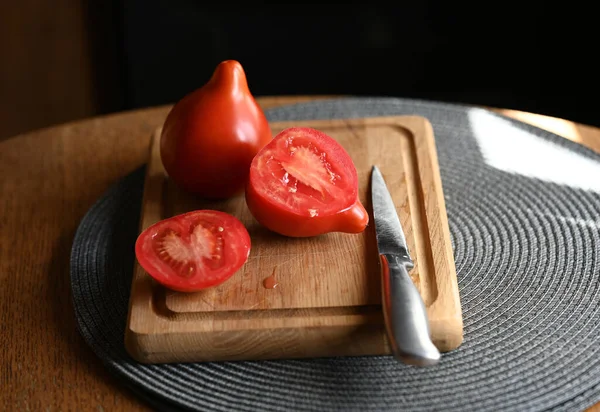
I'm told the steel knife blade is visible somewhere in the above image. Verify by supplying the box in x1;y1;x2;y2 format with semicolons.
371;165;440;366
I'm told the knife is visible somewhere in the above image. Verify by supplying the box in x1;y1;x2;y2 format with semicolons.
370;165;440;366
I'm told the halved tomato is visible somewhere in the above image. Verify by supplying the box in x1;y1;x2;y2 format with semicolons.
245;127;369;237
135;210;251;292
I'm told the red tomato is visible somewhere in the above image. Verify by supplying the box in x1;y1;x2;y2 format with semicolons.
245;127;369;237
160;60;272;199
135;210;251;292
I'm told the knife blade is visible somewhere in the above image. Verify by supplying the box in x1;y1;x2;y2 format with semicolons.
370;165;440;366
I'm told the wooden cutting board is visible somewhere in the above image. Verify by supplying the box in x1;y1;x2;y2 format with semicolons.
125;115;463;364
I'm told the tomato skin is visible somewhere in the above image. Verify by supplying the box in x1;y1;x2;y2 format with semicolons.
245;127;369;237
135;210;251;292
160;60;272;199
246;182;368;237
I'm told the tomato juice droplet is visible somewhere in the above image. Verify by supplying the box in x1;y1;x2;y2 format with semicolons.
262;275;278;289
263;267;279;289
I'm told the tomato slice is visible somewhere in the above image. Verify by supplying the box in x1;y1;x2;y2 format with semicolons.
135;210;251;292
246;127;369;237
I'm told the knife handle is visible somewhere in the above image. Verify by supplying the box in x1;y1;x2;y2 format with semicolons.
380;254;441;366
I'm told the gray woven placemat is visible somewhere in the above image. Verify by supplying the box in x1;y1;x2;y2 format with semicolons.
70;97;600;412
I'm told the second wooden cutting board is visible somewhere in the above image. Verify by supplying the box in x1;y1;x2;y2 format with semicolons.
125;115;463;364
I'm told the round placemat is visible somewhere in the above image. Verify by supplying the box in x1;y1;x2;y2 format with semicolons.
70;97;600;411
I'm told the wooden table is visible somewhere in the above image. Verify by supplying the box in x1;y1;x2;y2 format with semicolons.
1;96;599;412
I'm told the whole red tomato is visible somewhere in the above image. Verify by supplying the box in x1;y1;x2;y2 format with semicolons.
245;127;369;237
160;60;272;199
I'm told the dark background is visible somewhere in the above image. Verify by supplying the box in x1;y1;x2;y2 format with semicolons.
1;1;598;140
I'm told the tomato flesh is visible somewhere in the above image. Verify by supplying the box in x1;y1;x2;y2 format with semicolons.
246;127;369;237
135;210;250;292
255;135;353;215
